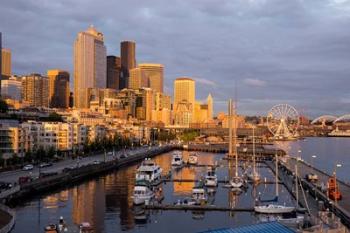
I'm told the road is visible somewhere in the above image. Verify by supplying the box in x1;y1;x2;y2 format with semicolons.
0;146;161;184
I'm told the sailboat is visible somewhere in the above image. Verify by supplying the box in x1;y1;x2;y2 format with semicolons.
254;153;295;214
226;99;245;190
247;127;261;183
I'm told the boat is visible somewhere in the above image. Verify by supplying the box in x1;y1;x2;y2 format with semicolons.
204;167;218;187
258;211;304;228
254;204;296;214
132;181;154;205
79;222;94;233
188;152;198;165
44;224;58;233
328;175;342;200
230;176;245;189
255;153;295;214
305;173;318;182
171;151;184;166
58;216;68;232
135;158;162;184
192;187;207;205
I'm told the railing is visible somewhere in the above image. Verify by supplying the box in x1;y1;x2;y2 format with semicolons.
0;203;15;233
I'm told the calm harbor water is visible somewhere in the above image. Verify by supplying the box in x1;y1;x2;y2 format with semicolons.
10;137;349;233
275;137;350;183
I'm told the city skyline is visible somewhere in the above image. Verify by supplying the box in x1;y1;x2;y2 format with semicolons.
1;0;350;116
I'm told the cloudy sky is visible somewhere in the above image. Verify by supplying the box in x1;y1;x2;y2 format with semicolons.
1;0;350;117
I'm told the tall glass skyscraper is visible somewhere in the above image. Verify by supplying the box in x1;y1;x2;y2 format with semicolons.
120;41;136;89
74;26;106;108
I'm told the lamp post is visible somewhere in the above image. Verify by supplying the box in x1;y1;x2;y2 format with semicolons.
311;155;316;168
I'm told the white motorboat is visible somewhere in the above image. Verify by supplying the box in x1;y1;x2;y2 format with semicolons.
188;152;198;165
79;222;93;233
192;187;207;205
204;168;218;187
132;182;154;205
135;158;163;184
230;176;245;189
254;204;295;214
171;152;184;166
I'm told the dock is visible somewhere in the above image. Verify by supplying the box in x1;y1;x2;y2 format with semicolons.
144;204;254;212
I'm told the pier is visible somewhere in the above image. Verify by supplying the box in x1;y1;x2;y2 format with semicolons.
144;204;254;212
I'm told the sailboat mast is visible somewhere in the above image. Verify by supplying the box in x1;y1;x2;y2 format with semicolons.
228;99;233;157
253;127;256;175
295;163;299;208
275;152;279;197
233;100;238;177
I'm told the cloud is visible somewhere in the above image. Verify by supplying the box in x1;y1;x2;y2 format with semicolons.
243;78;266;87
1;0;350;117
194;78;217;86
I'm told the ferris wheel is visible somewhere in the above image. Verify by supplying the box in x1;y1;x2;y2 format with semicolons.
267;104;300;139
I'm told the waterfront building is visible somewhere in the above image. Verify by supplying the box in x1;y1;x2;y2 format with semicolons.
106;56;121;90
22;74;49;107
74;25;107;109
47;69;70;108
0;120;25;159
1;48;11;79
139;63;164;93
120;41;136;89
1;76;22;100
174;77;195;127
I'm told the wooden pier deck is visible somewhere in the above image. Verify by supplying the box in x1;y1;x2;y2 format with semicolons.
161;178;282;185
144;204;254;212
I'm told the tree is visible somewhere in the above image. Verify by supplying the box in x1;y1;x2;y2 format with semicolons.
45;112;63;122
0;98;8;113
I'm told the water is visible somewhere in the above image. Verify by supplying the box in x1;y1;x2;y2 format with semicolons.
11;137;349;233
275;137;350;183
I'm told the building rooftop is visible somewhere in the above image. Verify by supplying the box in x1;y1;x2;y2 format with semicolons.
197;222;295;233
175;77;194;81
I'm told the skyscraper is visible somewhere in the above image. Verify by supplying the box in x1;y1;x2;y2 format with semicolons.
1;48;11;79
128;67;147;90
1;76;22;100
207;93;213;120
139;63;164;93
106;56;121;90
120;41;136;89
22;74;48;107
47;70;70;108
174;77;196;126
74;25;107;109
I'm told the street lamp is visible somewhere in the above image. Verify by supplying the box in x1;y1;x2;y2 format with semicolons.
311;155;317;168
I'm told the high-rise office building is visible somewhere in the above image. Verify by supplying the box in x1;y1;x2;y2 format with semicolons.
174;77;196;126
47;70;70;108
22;74;49;107
1;48;11;79
139;63;164;93
106;56;121;90
1;76;22;100
129;67;145;90
120;41;136;89
74;25;107;109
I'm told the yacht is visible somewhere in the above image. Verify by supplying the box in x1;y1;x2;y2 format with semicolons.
192;187;208;205
135;158;162;184
204;168;218;187
79;222;94;233
132;181;154;205
254;204;295;214
188;152;198;165
230;176;245;189
44;224;58;233
171;151;184;166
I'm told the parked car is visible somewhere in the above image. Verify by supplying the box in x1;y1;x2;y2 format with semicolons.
0;181;12;190
93;160;101;165
39;162;53;168
18;176;33;185
305;173;318;182
22;164;34;171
